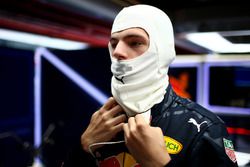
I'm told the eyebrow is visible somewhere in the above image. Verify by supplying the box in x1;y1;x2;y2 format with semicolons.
109;34;147;43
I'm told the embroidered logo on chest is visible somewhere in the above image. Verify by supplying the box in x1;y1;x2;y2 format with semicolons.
188;118;207;132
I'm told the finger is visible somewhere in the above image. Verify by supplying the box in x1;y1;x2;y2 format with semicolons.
102;97;117;111
112;122;125;135
135;113;147;125
96;103;124;127
123;123;129;139
127;116;136;131
155;127;164;136
108;104;124;117
109;113;127;126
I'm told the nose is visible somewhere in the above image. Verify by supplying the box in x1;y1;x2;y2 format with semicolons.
112;41;128;60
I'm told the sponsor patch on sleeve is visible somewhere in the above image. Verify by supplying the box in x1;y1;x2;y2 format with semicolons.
164;136;183;154
223;138;237;163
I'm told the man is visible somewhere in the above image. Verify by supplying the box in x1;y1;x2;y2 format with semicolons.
63;4;238;167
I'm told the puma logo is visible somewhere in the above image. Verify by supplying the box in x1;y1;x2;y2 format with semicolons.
188;118;207;132
115;76;124;84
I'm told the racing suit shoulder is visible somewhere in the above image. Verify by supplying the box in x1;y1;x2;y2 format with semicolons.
152;86;238;167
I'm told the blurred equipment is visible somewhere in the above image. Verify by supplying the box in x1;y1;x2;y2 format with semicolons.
0;132;33;167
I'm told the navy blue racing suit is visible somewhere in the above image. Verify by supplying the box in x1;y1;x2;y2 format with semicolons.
62;85;238;167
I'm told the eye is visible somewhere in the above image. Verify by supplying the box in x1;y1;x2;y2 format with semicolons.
130;41;143;47
110;41;118;49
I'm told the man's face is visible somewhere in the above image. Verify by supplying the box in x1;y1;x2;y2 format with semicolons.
109;27;149;60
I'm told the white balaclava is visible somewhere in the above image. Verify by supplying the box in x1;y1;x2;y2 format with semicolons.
109;5;176;122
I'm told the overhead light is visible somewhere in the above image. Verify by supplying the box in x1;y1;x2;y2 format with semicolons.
0;28;89;50
185;32;250;53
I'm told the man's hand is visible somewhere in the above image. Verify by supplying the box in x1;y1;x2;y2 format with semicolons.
81;97;127;153
123;114;171;167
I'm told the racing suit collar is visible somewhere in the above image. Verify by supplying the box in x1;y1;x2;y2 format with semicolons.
151;84;176;120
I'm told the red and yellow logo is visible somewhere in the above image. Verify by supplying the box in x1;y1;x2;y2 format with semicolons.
99;152;140;167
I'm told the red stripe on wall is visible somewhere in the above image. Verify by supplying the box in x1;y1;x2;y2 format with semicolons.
227;127;250;136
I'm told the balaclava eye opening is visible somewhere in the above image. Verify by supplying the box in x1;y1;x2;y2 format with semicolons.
109;4;176;122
